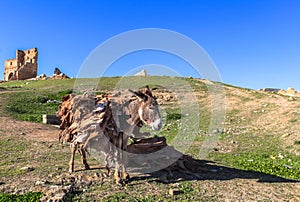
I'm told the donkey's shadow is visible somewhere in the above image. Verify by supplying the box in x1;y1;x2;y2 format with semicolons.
127;155;298;184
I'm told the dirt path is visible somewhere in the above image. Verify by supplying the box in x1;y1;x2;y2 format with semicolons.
0;116;59;142
0;90;59;142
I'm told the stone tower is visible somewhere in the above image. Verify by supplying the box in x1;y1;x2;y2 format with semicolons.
4;48;38;81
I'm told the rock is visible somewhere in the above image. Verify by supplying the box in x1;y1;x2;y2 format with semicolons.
51;67;69;79
169;188;182;196
288;97;296;101
40;185;73;202
37;74;47;79
42;114;61;125
35;180;50;186
20;166;34;171
278;89;287;96
283;164;293;169
54;67;62;75
48;173;55;178
281;133;291;138
286;87;296;96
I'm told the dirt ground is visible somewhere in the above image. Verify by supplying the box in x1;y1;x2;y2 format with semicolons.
0;116;58;142
1;84;300;201
1;115;300;201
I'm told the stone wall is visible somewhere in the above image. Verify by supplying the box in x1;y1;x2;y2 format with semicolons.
4;48;38;81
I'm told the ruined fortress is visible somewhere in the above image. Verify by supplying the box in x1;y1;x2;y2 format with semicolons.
4;48;38;81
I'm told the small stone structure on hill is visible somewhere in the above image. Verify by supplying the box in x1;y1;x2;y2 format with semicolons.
261;88;281;93
135;69;147;76
262;87;300;97
4;48;38;81
51;67;69;79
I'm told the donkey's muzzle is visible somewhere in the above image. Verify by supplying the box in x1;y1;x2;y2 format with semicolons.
151;118;162;131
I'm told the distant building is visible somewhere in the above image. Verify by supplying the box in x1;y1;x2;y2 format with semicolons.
4;48;38;81
261;88;281;93
135;69;147;76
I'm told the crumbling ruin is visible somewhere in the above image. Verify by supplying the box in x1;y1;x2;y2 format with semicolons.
261;87;300;97
4;48;38;81
135;69;147;76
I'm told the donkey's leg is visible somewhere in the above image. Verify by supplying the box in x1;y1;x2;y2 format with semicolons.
113;152;122;184
113;136;122;184
120;159;129;181
80;146;90;170
114;162;121;184
120;134;130;181
105;140;114;176
105;153;111;176
69;143;77;173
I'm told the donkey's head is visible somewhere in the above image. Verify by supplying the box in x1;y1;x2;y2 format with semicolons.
129;86;162;131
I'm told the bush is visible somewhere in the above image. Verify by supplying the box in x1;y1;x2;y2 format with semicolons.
0;192;43;202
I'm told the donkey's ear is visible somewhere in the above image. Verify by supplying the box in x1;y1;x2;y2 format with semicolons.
144;85;153;97
129;89;148;101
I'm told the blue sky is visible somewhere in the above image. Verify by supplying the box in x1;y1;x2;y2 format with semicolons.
0;0;299;90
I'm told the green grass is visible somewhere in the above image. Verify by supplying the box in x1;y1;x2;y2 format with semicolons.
0;192;43;202
1;77;300;200
227;109;240;116
0;137;31;177
294;141;300;145
251;91;266;99
184;77;208;92
77;180;214;202
210;131;300;180
0;135;73;178
3;90;72;122
211;152;300;180
289;118;298;123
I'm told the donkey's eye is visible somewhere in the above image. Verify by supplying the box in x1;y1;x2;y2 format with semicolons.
149;105;156;110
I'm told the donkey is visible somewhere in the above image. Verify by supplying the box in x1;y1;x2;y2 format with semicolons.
57;86;162;184
109;86;162;183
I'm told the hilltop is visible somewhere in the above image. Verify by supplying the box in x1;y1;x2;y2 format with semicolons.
0;77;299;201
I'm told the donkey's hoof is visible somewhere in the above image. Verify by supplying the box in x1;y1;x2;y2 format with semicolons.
106;166;111;176
115;178;122;185
114;174;122;185
122;173;130;180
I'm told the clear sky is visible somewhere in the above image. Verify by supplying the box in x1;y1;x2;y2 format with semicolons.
0;0;299;90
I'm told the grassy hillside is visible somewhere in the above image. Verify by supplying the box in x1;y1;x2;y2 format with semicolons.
0;77;300;201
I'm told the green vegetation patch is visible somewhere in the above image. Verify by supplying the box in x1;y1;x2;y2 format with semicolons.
294;141;300;145
212;152;300;180
0;192;43;202
250;91;266;99
4;90;72;122
289;118;298;123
